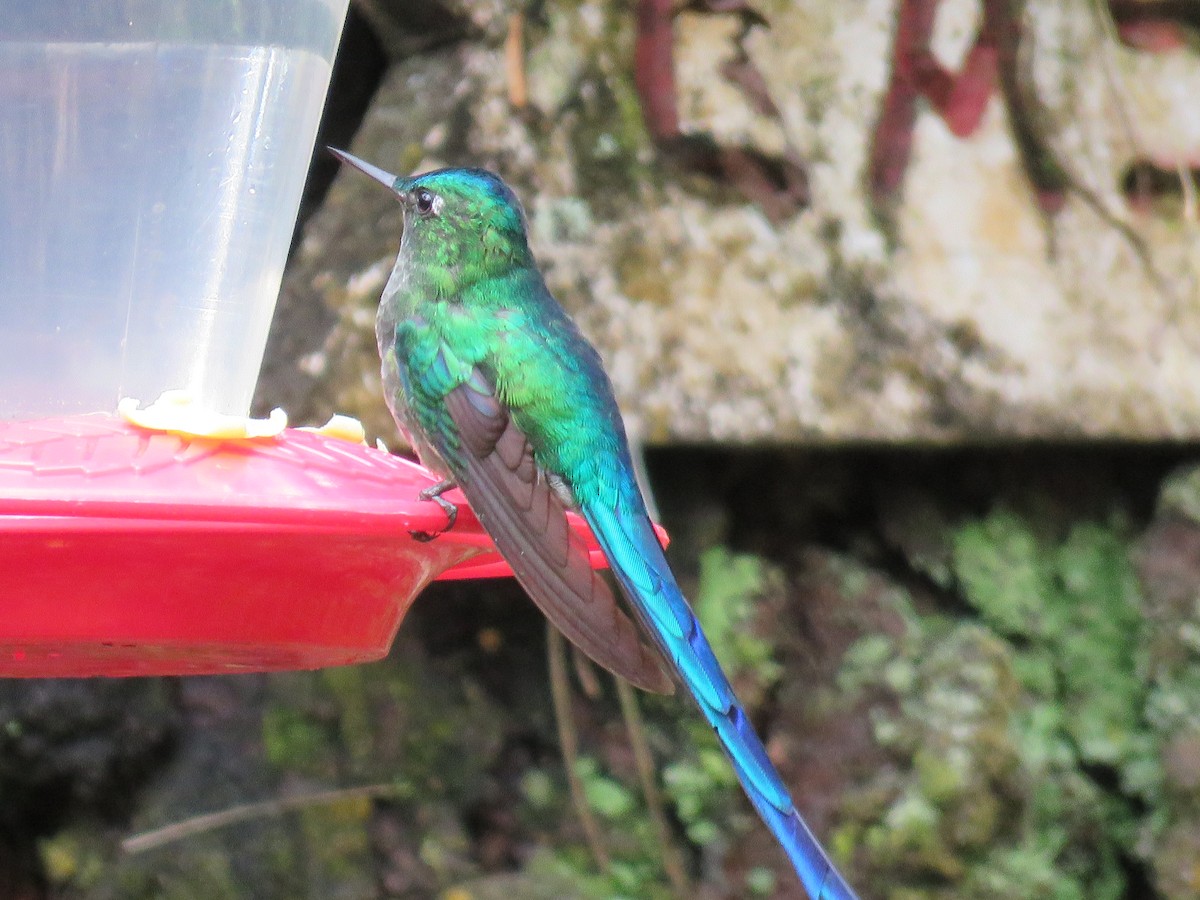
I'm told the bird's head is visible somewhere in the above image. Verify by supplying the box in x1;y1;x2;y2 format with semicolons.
329;149;533;286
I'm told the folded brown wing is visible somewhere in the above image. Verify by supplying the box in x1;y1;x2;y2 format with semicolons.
443;374;672;694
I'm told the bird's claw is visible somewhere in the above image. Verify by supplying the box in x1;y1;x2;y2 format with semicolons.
409;480;458;542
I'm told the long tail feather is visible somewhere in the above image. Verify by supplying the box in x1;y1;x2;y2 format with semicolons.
583;502;859;900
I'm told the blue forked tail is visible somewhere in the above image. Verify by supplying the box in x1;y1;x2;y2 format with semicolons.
583;502;860;900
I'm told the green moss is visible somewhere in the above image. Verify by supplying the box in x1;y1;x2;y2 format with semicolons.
575;756;637;820
261;705;329;772
320;666;374;770
41;832;107;891
611;232;675;308
564;72;648;211
97;830;249;900
532;3;650;213
662;740;740;848
519;847;670;900
952;511;1050;638
518;749;684;900
1157;466;1200;523
954;512;1150;773
832;502;1167;897
521;767;557;810
745;865;777;896
693;546;785;694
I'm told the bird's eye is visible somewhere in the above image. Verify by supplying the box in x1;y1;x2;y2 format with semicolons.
414;188;437;216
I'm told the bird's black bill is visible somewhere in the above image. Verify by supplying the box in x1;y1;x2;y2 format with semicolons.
326;147;400;191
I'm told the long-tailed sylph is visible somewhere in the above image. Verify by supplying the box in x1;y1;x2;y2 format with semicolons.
330;148;858;900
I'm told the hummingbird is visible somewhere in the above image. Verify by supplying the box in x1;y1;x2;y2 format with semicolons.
329;148;859;900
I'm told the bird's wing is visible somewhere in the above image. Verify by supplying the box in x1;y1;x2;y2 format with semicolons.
442;370;673;695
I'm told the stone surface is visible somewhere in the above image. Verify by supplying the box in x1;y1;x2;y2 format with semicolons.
260;0;1200;444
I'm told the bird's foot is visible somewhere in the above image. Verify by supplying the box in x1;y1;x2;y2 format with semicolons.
409;479;458;542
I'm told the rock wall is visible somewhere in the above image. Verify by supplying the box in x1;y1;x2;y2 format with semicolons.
261;0;1200;444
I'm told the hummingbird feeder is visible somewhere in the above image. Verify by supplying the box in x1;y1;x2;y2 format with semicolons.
0;0;628;677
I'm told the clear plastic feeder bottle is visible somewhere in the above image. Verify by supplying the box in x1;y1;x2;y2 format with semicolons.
0;0;350;418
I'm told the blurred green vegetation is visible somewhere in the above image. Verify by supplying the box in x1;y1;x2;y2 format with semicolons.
35;473;1200;899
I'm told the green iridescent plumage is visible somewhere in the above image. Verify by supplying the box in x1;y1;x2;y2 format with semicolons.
376;170;628;497
330;149;859;900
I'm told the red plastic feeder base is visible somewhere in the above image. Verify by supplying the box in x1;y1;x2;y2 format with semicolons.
0;414;618;678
